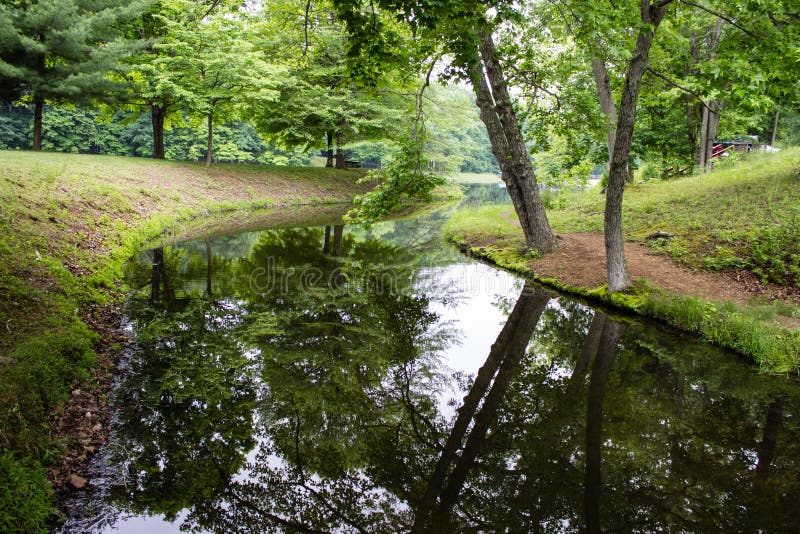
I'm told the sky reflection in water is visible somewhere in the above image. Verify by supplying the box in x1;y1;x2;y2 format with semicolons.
62;208;800;533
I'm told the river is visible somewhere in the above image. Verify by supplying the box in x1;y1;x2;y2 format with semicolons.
60;185;800;532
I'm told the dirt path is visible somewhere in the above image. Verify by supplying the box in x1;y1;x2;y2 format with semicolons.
531;233;799;316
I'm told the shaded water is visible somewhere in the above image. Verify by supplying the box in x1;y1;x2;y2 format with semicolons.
62;201;800;533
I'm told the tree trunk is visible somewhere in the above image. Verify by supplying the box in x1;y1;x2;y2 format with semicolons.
567;312;607;397
335;126;347;169
591;59;617;164
605;2;670;292
150;247;175;307
322;225;331;254
151;104;166;159
326;131;334;167
755;397;784;485
331;224;344;256
686;30;698;164
771;109;779;146
415;282;552;531
698;103;709;170
699;18;725;172
205;110;214;168
32;95;44;151
468;30;557;254
584;319;625;534
699;103;720;172
205;238;212;297
150;248;162;302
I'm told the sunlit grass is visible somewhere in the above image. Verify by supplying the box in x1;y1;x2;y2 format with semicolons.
550;149;800;277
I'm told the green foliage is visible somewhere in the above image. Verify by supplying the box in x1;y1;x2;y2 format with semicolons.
0;104;313;164
0;0;146;108
749;206;800;285
425;85;499;174
703;246;747;270
533;131;602;190
0;452;51;534
0;107;29;149
248;0;412;161
347;135;446;224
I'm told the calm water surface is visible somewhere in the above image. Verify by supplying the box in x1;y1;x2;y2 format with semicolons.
61;200;800;533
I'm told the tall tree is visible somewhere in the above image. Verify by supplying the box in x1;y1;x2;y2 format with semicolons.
333;0;558;253
250;0;409;170
120;0;240;159
155;6;280;167
0;0;145;150
603;1;673;291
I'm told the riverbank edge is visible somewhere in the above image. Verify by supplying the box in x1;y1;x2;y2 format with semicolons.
51;202;362;527
0;153;388;532
444;232;800;375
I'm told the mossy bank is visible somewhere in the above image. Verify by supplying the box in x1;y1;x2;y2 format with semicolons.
446;149;800;374
0;150;372;532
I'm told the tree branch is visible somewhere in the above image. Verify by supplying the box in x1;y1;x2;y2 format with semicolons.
679;0;757;38
505;66;562;110
645;66;711;110
200;0;223;22
303;0;312;57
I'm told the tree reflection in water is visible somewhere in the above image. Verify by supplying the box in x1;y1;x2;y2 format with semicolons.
102;225;800;533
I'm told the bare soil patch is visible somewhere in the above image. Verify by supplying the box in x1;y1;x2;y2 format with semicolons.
532;233;800;319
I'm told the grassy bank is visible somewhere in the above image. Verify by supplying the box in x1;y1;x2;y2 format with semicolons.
446;148;800;373
0;150;371;531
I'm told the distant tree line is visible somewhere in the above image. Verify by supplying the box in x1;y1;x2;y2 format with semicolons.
0;98;501;173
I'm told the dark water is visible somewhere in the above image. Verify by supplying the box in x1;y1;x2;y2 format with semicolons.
61;207;800;533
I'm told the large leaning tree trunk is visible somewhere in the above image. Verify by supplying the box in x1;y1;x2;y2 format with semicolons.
469;30;557;254
605;1;672;292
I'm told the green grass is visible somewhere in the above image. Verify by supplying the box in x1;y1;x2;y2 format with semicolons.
0;452;51;534
0;150;371;529
547;148;800;284
445;149;800;373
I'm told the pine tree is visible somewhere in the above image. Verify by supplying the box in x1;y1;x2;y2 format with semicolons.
0;0;146;150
